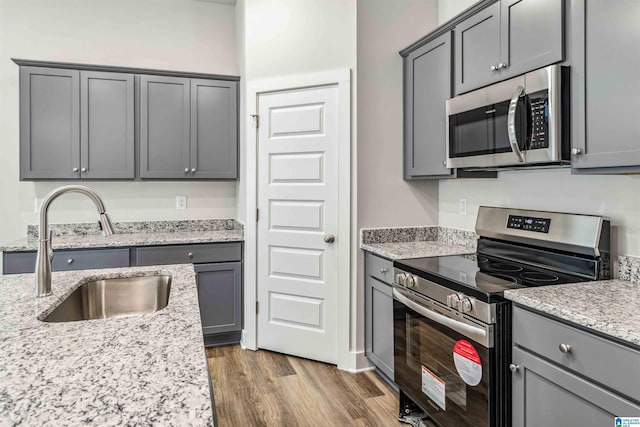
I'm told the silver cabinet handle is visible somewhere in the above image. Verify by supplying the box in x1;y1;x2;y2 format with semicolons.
67;258;73;264
188;252;194;258
81;167;87;173
571;148;582;155
559;343;572;354
507;85;526;163
184;168;189;173
509;363;520;374
324;235;335;244
442;160;446;166
380;268;388;274
73;167;79;172
490;65;497;71
191;168;196;173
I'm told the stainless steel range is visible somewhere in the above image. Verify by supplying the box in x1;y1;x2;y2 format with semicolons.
393;206;610;427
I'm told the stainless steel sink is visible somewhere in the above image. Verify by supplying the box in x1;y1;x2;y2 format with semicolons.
42;275;171;322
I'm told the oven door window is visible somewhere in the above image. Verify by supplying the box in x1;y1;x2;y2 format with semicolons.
394;299;493;427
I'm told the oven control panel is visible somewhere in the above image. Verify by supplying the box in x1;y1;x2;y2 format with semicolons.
507;215;550;233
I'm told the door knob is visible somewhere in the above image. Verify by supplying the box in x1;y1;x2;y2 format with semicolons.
509;363;520;374
324;235;335;244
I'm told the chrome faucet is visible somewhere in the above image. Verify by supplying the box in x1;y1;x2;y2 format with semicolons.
35;185;115;297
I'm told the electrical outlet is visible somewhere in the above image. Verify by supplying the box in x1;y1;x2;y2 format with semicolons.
176;196;187;210
34;198;42;213
459;198;467;216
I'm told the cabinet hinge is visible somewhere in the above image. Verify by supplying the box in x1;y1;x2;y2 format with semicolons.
256;301;259;314
256;208;260;222
251;114;259;128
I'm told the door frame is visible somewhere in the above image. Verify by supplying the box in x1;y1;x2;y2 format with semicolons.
242;69;352;370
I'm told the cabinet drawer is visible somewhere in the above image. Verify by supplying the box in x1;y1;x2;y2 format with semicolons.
513;306;640;402
3;248;130;274
135;242;241;266
365;252;394;284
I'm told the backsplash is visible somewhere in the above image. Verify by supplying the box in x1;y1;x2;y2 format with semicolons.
27;219;242;238
618;255;640;283
360;226;477;248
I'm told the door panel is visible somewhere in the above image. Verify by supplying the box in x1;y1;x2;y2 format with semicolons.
257;85;339;364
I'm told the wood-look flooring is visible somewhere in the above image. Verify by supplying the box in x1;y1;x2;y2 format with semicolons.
206;345;405;427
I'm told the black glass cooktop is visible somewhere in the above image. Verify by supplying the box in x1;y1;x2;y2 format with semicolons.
395;253;586;301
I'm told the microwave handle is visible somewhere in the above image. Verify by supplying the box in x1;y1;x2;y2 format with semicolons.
392;287;489;346
507;85;526;163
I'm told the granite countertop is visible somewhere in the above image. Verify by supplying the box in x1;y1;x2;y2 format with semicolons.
360;241;474;260
504;279;640;348
0;219;243;252
0;264;213;425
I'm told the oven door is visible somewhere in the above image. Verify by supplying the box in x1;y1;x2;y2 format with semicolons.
393;287;495;427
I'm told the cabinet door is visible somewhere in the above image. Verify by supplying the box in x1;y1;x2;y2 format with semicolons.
194;262;242;336
19;67;80;180
139;75;190;179
571;0;640;172
499;0;564;80
404;32;453;179
454;2;501;95
512;347;640;427
365;274;394;379
80;71;134;179
190;79;238;179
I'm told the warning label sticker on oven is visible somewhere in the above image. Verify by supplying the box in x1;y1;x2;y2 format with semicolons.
453;340;482;386
421;365;446;410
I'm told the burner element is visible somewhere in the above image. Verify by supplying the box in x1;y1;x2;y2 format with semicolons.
488;262;523;272
520;271;559;282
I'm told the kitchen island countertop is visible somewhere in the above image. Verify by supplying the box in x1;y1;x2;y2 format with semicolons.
0;264;213;426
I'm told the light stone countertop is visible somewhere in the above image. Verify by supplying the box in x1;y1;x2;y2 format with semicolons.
360;241;474;260
0;264;213;426
504;279;640;348
0;229;243;252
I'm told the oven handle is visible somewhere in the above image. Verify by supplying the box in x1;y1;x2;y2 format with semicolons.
507;85;526;163
393;287;488;345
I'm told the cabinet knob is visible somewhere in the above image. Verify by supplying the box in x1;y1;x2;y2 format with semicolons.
184;168;189;173
191;168;196;173
559;343;572;354
509;363;520;374
442;160;447;166
188;252;194;258
324;235;335;244
498;62;507;69
81;167;87;173
67;258;73;264
490;65;497;71
571;148;582;155
380;268;388;274
73;167;79;172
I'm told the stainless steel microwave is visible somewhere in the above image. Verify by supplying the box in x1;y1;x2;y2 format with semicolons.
446;65;570;169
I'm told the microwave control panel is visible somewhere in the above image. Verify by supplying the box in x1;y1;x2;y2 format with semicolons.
507;215;551;233
529;90;549;149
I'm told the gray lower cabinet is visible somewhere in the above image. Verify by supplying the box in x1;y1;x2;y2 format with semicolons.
19;66;134;180
512;306;640;426
571;0;640;173
139;75;238;180
403;32;454;179
194;262;242;345
3;247;130;274
364;252;395;381
454;0;564;95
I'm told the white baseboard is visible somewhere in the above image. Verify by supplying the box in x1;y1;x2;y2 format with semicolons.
339;350;374;373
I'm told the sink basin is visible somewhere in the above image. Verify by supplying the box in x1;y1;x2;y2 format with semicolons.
42;275;172;322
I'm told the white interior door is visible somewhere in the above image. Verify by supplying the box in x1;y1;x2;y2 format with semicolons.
257;85;339;364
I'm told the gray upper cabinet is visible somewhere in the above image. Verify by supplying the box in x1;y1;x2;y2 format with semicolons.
81;71;134;179
139;75;238;180
190;79;238;179
20;67;80;179
454;2;502;95
19;66;134;180
404;32;454;179
454;0;564;95
139;75;191;179
571;0;640;173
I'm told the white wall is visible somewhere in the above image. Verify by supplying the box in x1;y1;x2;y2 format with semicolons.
0;0;239;246
438;0;478;24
